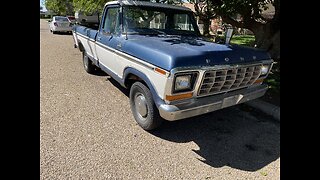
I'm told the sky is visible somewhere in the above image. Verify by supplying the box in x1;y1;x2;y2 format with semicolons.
40;0;47;11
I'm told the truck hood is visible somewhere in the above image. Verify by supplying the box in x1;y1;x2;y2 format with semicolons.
121;35;271;71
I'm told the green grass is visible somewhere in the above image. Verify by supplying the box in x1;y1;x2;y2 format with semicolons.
230;35;255;47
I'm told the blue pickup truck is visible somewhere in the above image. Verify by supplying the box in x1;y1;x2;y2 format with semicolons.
72;0;273;130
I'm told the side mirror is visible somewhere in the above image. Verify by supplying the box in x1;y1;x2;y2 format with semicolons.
225;27;234;45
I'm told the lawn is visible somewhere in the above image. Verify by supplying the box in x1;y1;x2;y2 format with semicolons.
230;35;255;47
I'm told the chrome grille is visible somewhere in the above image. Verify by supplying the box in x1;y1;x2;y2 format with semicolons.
198;65;262;96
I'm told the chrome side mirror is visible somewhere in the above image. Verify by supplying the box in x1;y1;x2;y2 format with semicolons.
225;27;233;45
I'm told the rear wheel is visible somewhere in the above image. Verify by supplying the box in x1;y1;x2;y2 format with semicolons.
82;52;97;74
130;82;163;130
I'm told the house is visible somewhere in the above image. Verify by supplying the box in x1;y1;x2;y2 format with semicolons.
180;2;275;35
181;2;223;35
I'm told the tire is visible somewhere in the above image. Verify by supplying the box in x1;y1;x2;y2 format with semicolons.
130;82;163;130
82;52;97;74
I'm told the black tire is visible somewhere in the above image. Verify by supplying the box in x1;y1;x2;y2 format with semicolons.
130;82;163;130
52;31;56;34
82;52;96;74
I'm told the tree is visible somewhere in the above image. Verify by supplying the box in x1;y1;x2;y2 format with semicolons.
44;0;74;15
73;0;110;15
208;0;280;61
188;0;216;36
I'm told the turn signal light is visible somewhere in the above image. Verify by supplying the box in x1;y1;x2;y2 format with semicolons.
254;78;264;84
166;92;193;101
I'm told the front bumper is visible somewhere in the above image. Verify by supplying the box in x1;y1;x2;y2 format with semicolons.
158;84;268;121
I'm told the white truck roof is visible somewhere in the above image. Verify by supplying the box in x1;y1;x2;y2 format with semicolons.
105;0;192;11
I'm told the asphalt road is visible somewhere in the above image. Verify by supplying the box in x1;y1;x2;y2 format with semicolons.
40;19;280;180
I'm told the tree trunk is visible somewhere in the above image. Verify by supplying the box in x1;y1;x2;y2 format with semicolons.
251;23;280;62
202;18;211;36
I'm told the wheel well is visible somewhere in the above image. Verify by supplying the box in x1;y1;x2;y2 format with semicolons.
125;73;146;89
78;41;85;52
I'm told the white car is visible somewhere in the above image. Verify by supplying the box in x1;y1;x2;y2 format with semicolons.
49;16;72;34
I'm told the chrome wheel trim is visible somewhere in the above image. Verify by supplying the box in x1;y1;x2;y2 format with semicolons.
135;93;148;119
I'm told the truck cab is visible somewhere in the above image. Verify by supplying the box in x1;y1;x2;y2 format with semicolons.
72;1;273;130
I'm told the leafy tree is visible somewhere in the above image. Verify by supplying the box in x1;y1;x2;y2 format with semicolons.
207;0;280;61
44;0;74;15
73;0;110;15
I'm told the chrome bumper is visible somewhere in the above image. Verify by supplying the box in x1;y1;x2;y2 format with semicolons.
158;84;268;121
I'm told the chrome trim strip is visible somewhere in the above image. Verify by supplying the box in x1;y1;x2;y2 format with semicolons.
76;31;159;71
95;41;156;71
75;32;96;42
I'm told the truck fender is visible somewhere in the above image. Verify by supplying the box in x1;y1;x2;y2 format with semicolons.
123;67;165;108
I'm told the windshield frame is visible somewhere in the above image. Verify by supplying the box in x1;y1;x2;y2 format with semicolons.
121;5;201;36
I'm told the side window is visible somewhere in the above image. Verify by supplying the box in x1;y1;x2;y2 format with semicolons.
103;7;120;35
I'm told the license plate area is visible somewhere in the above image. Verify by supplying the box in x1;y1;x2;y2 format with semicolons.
221;94;243;108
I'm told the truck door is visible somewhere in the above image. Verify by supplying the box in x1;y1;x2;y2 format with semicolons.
95;5;122;77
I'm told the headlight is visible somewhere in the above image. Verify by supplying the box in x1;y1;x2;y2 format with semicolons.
173;73;198;93
261;64;270;75
175;75;191;91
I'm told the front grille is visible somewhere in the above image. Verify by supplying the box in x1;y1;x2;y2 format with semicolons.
198;65;262;96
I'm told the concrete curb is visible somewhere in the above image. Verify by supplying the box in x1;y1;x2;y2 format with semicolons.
245;99;280;121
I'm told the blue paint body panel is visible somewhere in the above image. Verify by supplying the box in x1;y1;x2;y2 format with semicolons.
74;26;97;40
120;35;271;71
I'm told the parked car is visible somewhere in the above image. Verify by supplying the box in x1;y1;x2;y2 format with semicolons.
72;1;273;130
67;16;76;25
49;16;72;34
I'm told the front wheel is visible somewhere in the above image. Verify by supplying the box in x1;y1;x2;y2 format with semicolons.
130;82;163;130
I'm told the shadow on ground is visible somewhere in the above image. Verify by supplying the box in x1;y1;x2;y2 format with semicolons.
150;106;280;171
106;76;280;171
51;32;73;35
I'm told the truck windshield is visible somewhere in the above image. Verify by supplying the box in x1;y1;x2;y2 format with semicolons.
123;6;199;36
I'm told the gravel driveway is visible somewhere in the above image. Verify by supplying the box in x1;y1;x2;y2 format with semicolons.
40;19;280;180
